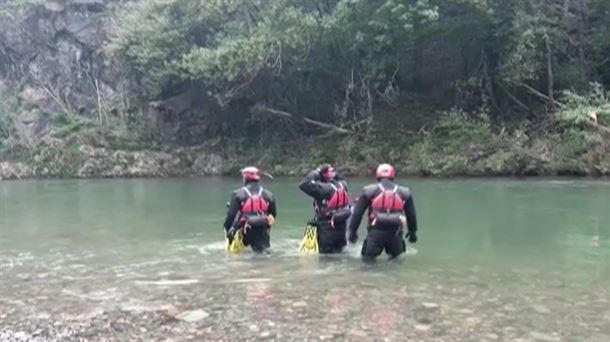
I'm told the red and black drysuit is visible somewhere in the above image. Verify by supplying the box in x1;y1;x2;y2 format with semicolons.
298;170;351;254
223;181;277;253
347;178;418;259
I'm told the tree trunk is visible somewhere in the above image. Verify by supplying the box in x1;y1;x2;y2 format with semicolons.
575;0;589;82
544;34;556;114
481;50;502;116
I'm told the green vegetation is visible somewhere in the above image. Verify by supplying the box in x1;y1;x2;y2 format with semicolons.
1;0;609;178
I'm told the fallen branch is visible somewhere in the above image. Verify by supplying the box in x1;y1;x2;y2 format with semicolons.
253;106;352;134
498;82;529;111
517;82;550;102
38;82;72;116
93;77;104;125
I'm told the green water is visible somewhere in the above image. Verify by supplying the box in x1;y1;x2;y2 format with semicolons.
1;178;609;341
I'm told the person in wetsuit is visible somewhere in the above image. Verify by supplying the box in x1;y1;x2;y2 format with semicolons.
298;164;351;253
347;163;418;260
223;167;277;253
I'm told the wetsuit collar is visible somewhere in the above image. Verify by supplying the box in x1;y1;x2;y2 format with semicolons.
377;178;394;186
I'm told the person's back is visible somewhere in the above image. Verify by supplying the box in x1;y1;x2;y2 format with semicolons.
223;167;277;253
347;163;418;259
298;164;351;253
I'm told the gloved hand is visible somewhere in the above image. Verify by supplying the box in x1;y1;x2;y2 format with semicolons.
406;232;417;244
267;215;275;227
226;227;237;239
347;230;358;244
316;164;332;178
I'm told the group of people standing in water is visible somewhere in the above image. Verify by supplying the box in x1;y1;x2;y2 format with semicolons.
222;163;418;260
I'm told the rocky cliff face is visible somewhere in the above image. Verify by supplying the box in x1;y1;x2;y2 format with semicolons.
0;0;205;179
0;0;121;131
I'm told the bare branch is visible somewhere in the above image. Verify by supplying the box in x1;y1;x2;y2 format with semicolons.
517;82;551;102
544;33;555;112
93;78;104;124
37;82;72;116
214;73;258;108
253;105;352;134
498;82;529;111
272;42;282;76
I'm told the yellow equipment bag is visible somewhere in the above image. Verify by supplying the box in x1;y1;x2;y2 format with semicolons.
299;224;319;255
226;229;246;253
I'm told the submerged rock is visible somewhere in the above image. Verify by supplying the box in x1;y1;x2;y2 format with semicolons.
422;302;440;310
532;305;551;314
347;329;367;338
415;324;431;332
161;304;180;318
291;301;307;308
530;331;561;341
175;309;209;323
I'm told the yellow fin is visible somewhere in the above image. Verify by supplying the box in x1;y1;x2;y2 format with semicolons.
226;230;246;253
299;224;319;255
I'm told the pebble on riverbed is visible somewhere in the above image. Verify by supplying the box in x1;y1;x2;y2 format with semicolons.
531;305;551;314
530;331;561;341
175;309;209;323
414;324;431;332
161;304;180;318
421;302;440;310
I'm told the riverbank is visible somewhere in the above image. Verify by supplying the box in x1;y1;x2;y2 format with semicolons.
1;127;608;180
2;103;609;181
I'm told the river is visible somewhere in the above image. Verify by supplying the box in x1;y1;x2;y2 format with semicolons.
1;178;609;341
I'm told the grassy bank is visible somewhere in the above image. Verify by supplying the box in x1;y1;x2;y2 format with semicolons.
1;108;608;180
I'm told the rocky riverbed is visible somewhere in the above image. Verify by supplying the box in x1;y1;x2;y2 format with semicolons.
1;243;608;342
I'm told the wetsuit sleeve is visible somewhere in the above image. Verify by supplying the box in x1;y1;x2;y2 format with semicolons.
348;192;369;234
268;194;277;218
223;192;241;232
298;170;323;199
404;196;418;234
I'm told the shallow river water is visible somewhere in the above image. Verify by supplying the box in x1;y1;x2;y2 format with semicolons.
1;178;609;341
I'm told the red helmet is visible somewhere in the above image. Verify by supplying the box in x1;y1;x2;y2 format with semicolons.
376;163;395;179
241;166;261;181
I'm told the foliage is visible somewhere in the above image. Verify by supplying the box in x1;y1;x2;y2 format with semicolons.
0;0;45;18
106;0;610;126
556;83;610;126
409;109;504;175
0;113;14;153
3;0;610;177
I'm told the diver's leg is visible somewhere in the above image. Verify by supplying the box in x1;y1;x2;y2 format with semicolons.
316;221;334;254
361;229;384;260
386;231;406;259
332;223;347;253
244;226;268;253
333;229;347;253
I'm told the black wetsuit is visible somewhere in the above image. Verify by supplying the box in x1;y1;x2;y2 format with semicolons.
348;178;418;259
223;181;277;252
298;170;350;254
